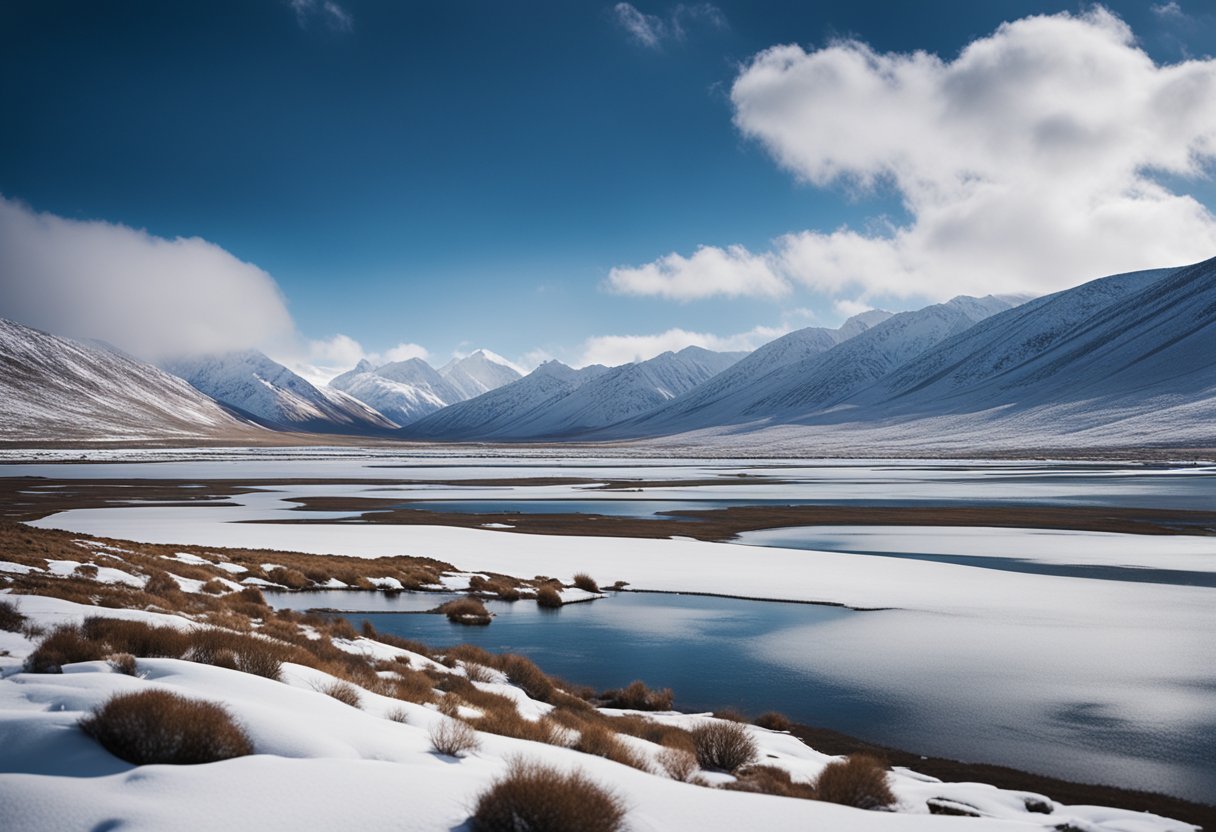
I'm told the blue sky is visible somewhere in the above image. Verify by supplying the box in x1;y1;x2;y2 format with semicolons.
1;1;1215;376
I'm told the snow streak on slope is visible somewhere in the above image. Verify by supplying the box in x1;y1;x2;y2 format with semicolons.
329;350;522;426
602;310;892;438
405;361;610;440
164;350;397;435
0;318;261;442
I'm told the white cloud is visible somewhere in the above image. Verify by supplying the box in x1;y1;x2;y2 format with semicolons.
0;195;297;361
613;3;726;49
380;342;430;363
289;0;353;32
578;324;783;367
612;9;1216;303
606;244;788;299
1152;2;1186;20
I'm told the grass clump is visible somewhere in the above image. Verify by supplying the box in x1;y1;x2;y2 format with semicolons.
601;679;674;711
429;717;480;756
80;689;253;765
0;599;26;632
535;585;563;608
471;759;626;832
690;720;758;771
571;572;599;593
573;723;649;771
725;765;817;799
754;711;792;732
657;747;700;782
25;624;108;672
813;753;896;809
318;679;362;708
107;653;139;676
438;597;492;625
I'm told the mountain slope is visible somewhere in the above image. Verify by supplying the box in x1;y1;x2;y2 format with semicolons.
405;361;609;440
504;347;746;438
164;350;397;434
0;318;262;442
600;310;892;438
329;358;463;426
438;350;523;400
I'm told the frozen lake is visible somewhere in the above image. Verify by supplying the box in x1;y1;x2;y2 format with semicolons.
8;454;1216;801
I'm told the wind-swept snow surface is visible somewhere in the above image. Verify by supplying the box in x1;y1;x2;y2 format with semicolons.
163;350;398;434
0;318;263;443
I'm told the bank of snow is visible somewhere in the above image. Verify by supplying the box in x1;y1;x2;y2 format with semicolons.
0;594;1195;832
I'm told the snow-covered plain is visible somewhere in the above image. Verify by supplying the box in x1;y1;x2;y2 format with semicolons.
13;456;1216;800
0;595;1199;832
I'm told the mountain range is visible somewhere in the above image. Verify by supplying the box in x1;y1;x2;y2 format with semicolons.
2;257;1212;451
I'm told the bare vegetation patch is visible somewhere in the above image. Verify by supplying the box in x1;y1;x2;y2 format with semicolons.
80;689;253;765
535;585;563;608
438;597;492;625
429;717;480;756
601;679;674;711
657;747;700;782
813;753;896;809
106;652;138;676
471;759;627;832
690;720;758;771
571;572;599;593
25;624;108;672
0;599;26;632
317;679;362;708
754;711;792;732
725;765;817;800
574;723;649;771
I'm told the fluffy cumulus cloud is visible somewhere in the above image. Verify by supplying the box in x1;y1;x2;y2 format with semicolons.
578;324;785;366
612;8;1216;302
0;195;297;361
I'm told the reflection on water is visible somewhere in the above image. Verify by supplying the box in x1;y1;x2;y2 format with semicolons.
268;588;1216;801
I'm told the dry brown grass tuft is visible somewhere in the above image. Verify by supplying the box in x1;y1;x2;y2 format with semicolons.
317;679;362;708
81;689;253;765
0;599;27;632
571;572;600;593
754;711;792;732
573;723;650;771
25;624;109;672
497;654;555;703
813;754;896;809
712;708;748;723
726;764;817;800
473;706;565;747
82;618;191;658
266;567;310;590
690;720;758;771
535;585;563;608
657;747;700;782
106;653;138;676
438;597;492;625
186;628;288;680
471;759;627;832
429;717;481;756
601;679;674;711
143;571;180;597
200;578;229;595
385;706;411;723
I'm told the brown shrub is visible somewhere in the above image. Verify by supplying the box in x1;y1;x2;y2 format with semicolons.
754;711;792;732
571;572;599;593
497;654;555;702
444;643;496;668
186;628;286;680
471;759;626;832
385;707;411;723
81;689;253;765
573;723;649;771
438;597;492;625
535;586;563;608
462;662;496;683
325;616;359;641
25;624;108;672
601;680;674;711
266;567;310;590
392;668;437;704
235;586;267;606
657;747;699;782
473;708;565;747
74;563;99;578
813;754;895;809
107;653;139;676
200;578;228;595
611;714;695;751
690;721;758;771
0;599;26;632
726;765;816;800
143;571;180;597
82;618;190;658
429;717;480;756
318;679;362;708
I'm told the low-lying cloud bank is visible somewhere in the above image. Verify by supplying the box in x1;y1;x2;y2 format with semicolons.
608;8;1216;304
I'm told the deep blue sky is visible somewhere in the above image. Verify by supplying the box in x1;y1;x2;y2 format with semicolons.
1;1;1212;369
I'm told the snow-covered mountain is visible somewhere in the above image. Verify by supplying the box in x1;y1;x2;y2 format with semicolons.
0;318;262;442
602;310;892;437
328;350;522;426
496;347;746;439
405;360;610;440
438;350;524;400
163;350;397;435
